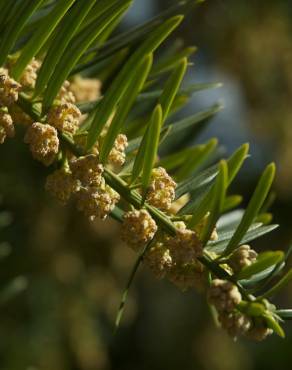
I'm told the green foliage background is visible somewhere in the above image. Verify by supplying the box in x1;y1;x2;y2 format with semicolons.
0;0;291;369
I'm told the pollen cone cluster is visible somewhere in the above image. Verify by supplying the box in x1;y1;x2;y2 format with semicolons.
207;279;273;340
146;167;177;211
121;209;158;250
24;122;59;166
46;153;120;221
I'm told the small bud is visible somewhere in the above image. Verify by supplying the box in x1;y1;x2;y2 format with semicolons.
45;168;79;205
57;80;76;104
146;167;176;211
218;311;251;338
0;69;21;106
144;242;172;279
70;154;104;187
166;225;203;265
0;108;14;144
108;134;128;167
48;102;81;135
19;58;41;89
208;279;242;313
229;245;258;273
24;122;59;166
245;321;273;341
121;209;157;250
76;185;119;221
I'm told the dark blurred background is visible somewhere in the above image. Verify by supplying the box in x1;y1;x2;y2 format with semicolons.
0;0;292;369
